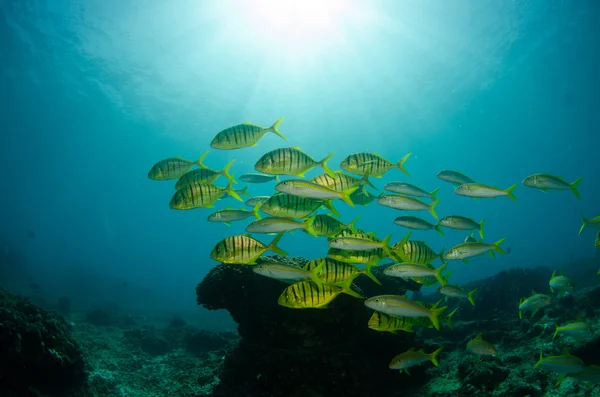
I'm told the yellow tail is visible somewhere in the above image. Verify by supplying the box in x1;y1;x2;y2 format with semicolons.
269;117;286;140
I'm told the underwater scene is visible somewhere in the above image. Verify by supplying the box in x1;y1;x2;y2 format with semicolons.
1;1;600;396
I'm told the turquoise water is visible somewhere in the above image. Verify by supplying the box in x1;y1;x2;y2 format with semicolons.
1;1;598;318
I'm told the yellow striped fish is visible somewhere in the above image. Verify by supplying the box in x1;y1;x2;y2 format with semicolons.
277;279;363;309
169;179;242;210
210;232;287;264
210;118;286;150
311;171;377;192
305;215;359;237
304;258;381;285
148;153;207;180
175;159;235;190
330;228;380;241
340;152;412;178
260;193;338;218
364;295;448;330
327;247;386;266
392;238;442;265
254;148;336;178
368;311;416;334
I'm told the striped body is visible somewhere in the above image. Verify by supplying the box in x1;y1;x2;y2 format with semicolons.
210;118;285;150
467;334;497;356
384;182;438;200
175;168;221;189
368;312;415;333
340;152;411;177
393;240;439;264
554;322;592;340
349;189;380;206
169;182;228;210
278;281;345;308
305;258;362;284
549;273;573;294
148;157;198;180
260;193;323;218
331;228;380;242
210;233;285;264
311;171;374;192
519;293;551;317
535;352;584;374
437;170;475;186
306;214;356;237
254;148;334;177
245;217;308;234
328;247;385;265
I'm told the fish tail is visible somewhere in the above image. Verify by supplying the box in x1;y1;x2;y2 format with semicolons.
435;262;448;286
396;152;412;177
238;185;250;197
381;234;393;256
310;259;325;287
489;250;496;260
323;200;340;217
429;346;444;367
347;216;361;233
252;203;262;220
196;150;210;169
340;278;364;299
579;213;588;235
267;232;288;256
362;263;382;286
361;173;378;190
479;219;485;239
304;214;318;237
221;159;236;183
467;288;478;307
429;199;440;220
429;306;448;331
225;178;243;202
505;184;517;201
445;307;458;329
429;187;440;201
569;177;582;199
268;117;286;140
553;325;559;340
442;270;453;285
434;224;444;236
340;187;358;207
493;238;507;254
534;352;543;369
319;152;336;178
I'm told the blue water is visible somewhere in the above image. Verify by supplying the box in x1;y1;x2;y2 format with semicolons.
1;0;598;323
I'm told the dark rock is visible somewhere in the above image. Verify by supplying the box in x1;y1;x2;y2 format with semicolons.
183;329;232;357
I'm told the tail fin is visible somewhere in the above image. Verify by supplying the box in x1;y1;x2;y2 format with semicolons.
251;203;262;220
467;288;478;307
381;234;393;256
267;232;288;256
340;278;364;299
579;214;588;235
362;263;382;286
429;306;448;331
224;178;243;202
429;199;440;220
534;352;543;369
434;224;444;236
429;346;444;367
347;216;361;233
434;262;448;286
479;219;485;239
319;152;336;178
339;187;358;207
323;200;340;217
396;152;412;177
220;160;236;183
304;214;318;237
505;184;517;201
493;238;507;254
310;259;325;287
361;173;378;190
196;150;210;169
268;117;286;140
237;185;250;197
553;325;560;340
429;187;440;201
445;307;458;329
570;177;582;199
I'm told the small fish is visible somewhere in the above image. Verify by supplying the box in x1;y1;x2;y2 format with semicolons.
596;231;600;248
148;153;206;180
393;216;444;236
466;333;497;356
169;180;242;210
560;365;600;384
519;291;551;319
579;214;600;235
277;279;363;309
437;170;475;186
175;159;235;189
245;196;270;207
210;118;286;150
255;147;336;178
328;235;392;255
364;295;447;330
311;171;377;192
438;285;477;306
384;262;448;286
534;350;584;374
349;189;381;206
327;247;386;266
304;258;381;285
368;311;416;334
389;347;444;374
238;173;279;183
522;174;582;199
438;216;485;239
553;322;592;340
377;195;440;219
253;261;323;285
392;237;442;265
210;232;287;264
305;215;360;238
275;179;357;207
549;270;573;295
384;182;439;201
259;193;335;218
455;183;517;200
245;217;313;234
444;239;506;263
208;205;261;226
340;152;412;178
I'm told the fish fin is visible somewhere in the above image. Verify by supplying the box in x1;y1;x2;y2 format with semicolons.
467;288;478;307
340;187;358;207
275;175;280;182
340;278;364;299
238;185;250;197
323;200;340;217
519;310;523;320
252;203;262;220
534;352;543;369
196;150;210;169
381;234;392;256
319;152;336;178
224;178;243;202
435;262;448;286
489;250;496;259
224;222;231;227
550;286;554;293
267;232;288;256
429;346;444;367
555;375;567;387
361;173;378;190
579;214;588;235
570;177;582;199
304;214;318;237
362;263;382;286
442;271;453;285
493;238;506;254
220;160;236;184
553;325;559;340
310;261;325;288
347;216;361;233
505;184;517;201
429;306;448;331
479;219;485;239
429;187;440;201
429;199;440;220
396;152;412;177
268;117;286;140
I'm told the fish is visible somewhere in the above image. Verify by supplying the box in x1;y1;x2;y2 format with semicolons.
219;186;249;200
444;239;506;263
349;189;381;206
210;118;286;150
549;270;573;295
389;347;444;374
245;196;271;207
466;333;497;356
259;193;336;218
464;235;478;243
522;174;582;199
438;216;485;239
384;182;439;201
553;322;593;340
328;235;393;255
238;173;279;183
252;261;324;285
534;350;584;374
438;285;478;307
383;262;448;286
455;183;517;200
175;159;235;189
364;295;448;330
304;258;381;285
391;235;442;265
169;180;242;210
275;179;357;207
148;153;206;180
340;152;412;178
304;215;360;238
277;279;363;309
368;311;416;334
518;291;551;319
208;205;261;226
596;231;600;248
331;228;380;242
377;195;440;219
393;216;444;236
579;214;600;235
311;171;377;192
210;232;287;264
437;170;475;186
327;247;386;266
245;217;313;234
559;365;600;384
254;147;336;178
